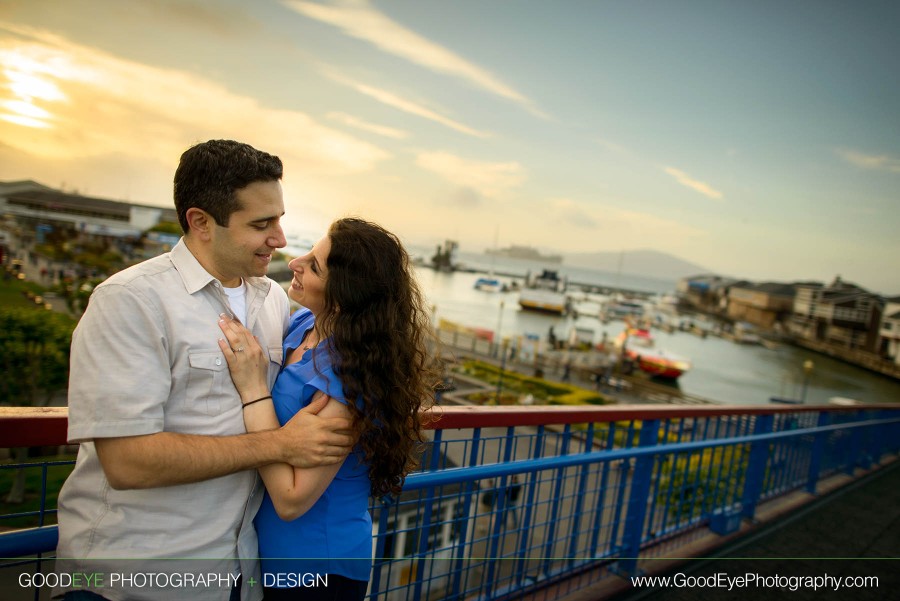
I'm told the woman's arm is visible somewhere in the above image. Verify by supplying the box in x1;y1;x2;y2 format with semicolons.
217;314;353;520
242;391;350;520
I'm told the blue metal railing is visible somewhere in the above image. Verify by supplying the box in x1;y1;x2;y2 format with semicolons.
2;404;899;601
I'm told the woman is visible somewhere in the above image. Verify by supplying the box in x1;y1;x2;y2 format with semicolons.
218;217;438;600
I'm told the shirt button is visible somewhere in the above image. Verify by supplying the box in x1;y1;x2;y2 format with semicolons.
215;358;222;366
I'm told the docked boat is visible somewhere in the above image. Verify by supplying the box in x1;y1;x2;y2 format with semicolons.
614;327;692;379
628;349;692;379
729;321;762;345
614;327;654;349
518;269;569;314
474;277;503;293
601;298;647;321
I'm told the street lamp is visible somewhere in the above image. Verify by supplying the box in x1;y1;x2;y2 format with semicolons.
495;300;505;356
800;359;814;403
494;339;509;405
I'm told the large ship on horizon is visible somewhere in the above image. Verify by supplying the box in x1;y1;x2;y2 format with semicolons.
485;244;563;264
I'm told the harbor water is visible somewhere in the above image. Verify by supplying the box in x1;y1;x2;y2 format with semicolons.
414;265;900;407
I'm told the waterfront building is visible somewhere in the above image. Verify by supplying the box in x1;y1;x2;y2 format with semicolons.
0;179;176;240
725;282;798;330
676;274;750;313
789;277;884;353
879;298;900;366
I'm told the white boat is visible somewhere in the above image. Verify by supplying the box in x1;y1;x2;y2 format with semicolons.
601;296;647;321
731;322;762;345
828;397;862;406
474;277;503;293
518;269;569;314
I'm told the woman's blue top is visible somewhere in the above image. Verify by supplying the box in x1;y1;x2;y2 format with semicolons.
255;308;372;584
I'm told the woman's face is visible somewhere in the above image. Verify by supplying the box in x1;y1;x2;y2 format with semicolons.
287;235;330;314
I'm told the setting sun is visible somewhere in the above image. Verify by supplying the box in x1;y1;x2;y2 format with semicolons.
0;49;67;128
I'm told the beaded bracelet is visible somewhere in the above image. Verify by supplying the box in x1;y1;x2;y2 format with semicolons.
242;395;272;409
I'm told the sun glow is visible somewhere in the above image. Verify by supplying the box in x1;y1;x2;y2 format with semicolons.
0;48;68;128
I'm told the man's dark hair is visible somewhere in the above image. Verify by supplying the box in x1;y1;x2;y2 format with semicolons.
173;139;283;233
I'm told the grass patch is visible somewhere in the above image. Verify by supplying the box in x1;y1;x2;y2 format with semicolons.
0;276;49;310
454;359;610;406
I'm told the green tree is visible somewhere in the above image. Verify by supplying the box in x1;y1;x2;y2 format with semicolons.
147;221;182;235
0;307;76;503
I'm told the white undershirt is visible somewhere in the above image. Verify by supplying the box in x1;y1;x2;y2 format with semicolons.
223;279;248;324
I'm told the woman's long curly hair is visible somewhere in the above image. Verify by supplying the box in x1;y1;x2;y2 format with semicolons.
317;218;440;499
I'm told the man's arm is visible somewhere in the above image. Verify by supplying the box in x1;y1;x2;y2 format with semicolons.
95;396;354;489
240;393;351;521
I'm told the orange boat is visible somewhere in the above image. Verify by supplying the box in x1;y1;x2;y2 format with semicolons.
614;328;692;379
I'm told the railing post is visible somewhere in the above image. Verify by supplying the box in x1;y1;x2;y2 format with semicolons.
805;411;831;494
616;418;660;576
741;413;774;520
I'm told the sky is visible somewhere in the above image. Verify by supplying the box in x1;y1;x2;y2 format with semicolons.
0;0;898;293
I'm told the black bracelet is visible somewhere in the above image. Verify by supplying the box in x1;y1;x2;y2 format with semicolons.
242;395;272;409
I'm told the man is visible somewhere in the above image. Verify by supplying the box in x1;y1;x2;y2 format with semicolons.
54;140;353;601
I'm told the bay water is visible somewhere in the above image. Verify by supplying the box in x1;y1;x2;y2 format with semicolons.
414;264;900;407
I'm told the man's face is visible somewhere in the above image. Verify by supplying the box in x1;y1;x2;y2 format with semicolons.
207;180;286;286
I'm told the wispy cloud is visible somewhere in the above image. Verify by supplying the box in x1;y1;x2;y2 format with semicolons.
416;151;525;199
323;69;491;138
0;22;389;174
284;0;547;118
326;111;408;139
836;148;900;174
662;166;724;200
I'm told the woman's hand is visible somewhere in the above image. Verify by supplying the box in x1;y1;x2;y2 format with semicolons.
217;314;270;402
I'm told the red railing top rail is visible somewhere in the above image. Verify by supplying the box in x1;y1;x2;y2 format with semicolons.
0;407;68;447
3;403;899;447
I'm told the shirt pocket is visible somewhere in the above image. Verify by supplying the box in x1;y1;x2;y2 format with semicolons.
187;350;229;415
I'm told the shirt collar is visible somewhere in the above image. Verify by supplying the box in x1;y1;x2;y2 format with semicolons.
170;237;272;296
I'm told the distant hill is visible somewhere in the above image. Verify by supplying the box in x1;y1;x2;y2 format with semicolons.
564;249;710;281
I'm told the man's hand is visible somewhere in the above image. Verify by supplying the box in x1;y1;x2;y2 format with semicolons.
277;395;356;467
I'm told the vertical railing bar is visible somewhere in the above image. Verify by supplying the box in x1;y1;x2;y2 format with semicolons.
617;418;660;575
514;423;545;588
369;501;393;597
707;427;724;516
609;422;631;550
589;421;616;558
805;412;831;494
566;421;594;566
688;419;711;524
448;427;482;599
645;417;674;538
482;425;517;596
540;423;572;577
